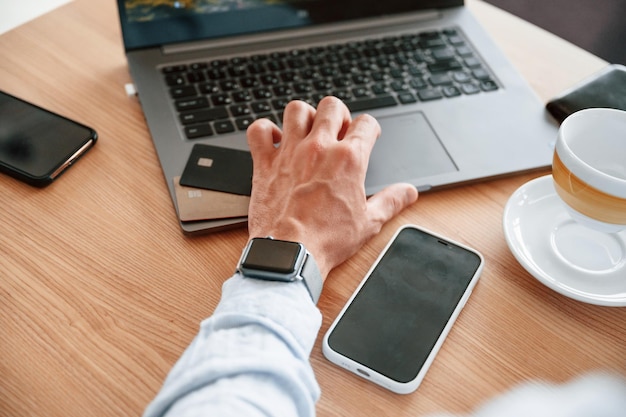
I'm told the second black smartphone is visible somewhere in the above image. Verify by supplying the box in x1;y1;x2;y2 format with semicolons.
0;90;97;187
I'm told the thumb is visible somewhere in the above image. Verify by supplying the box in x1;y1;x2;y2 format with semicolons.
366;183;418;229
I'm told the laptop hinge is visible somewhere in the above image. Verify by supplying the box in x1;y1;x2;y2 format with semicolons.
162;10;441;55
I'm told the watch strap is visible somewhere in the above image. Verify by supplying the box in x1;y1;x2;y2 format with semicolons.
301;252;323;304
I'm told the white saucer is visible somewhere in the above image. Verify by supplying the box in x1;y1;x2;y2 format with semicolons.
503;175;626;307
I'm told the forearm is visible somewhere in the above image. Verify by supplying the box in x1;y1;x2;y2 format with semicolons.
143;273;322;417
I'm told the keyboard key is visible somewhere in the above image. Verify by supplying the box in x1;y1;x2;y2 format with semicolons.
464;57;482;68
185;124;213;139
447;35;465;46
211;93;232;106
260;74;280;85
313;79;333;91
179;107;229;125
207;68;227;79
272;98;290;110
358;60;374;71
307;55;325;66
472;68;491;80
214;120;235;134
199;82;220;94
230;56;247;65
320;66;339;77
419;38;447;49
294;82;313;94
417;88;443;101
443;86;461;97
165;73;186;86
371;83;387;95
287;58;306;69
398;92;417;104
247;62;266;74
325;53;341;64
280;71;297;82
352;74;369;85
461;83;481;95
229;104;251;117
345;95;397;112
267;60;285;71
189;62;207;71
175;97;209;112
480;80;499;92
428;60;462;73
253;88;272;100
220;79;239;91
389;68;404;79
251;101;272;113
186;71;205;83
333;77;352;88
232;90;252;102
456;46;473;56
352;87;369;98
229;67;249;79
240;76;259;88
162;65;187;73
410;77;427;89
429;73;453;86
432;48;456;61
236;116;255;131
209;59;228;68
408;66;424;77
452;71;472;83
170;85;197;99
273;85;292;97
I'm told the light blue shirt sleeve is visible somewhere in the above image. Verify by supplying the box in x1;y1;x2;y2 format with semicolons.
143;272;322;417
142;273;626;417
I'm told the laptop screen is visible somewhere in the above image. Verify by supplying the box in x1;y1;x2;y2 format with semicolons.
118;0;463;51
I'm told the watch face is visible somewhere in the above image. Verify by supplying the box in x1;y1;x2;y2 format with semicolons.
242;238;303;274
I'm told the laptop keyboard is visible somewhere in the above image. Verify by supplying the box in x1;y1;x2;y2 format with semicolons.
162;27;499;139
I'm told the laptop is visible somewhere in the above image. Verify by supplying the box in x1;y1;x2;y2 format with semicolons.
117;0;557;235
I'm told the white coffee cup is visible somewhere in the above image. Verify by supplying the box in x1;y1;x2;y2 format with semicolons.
552;108;626;234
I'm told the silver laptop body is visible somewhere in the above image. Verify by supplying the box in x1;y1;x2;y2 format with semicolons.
117;0;557;234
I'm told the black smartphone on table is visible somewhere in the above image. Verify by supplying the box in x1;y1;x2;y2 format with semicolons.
0;90;97;187
323;225;484;394
546;64;626;123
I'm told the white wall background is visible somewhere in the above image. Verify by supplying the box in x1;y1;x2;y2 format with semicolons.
0;0;72;35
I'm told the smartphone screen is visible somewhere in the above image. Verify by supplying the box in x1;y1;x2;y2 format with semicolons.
0;91;97;186
324;225;483;392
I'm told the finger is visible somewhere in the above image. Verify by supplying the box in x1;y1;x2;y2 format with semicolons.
281;100;316;143
247;118;282;169
309;96;351;142
365;183;418;231
343;113;381;158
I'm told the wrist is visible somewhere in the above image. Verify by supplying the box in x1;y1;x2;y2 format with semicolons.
238;237;324;303
250;222;331;280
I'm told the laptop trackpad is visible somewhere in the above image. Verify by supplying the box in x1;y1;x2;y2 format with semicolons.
365;111;457;189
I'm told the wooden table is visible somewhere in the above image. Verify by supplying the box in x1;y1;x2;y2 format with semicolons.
1;1;623;416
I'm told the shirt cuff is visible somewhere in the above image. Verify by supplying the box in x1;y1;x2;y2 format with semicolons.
214;273;323;355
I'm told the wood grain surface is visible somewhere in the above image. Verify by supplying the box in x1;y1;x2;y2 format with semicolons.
0;1;622;417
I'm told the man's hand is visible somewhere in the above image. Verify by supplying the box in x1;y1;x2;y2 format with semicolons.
246;96;418;280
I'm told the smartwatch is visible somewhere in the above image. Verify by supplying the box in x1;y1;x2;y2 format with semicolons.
237;237;323;304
